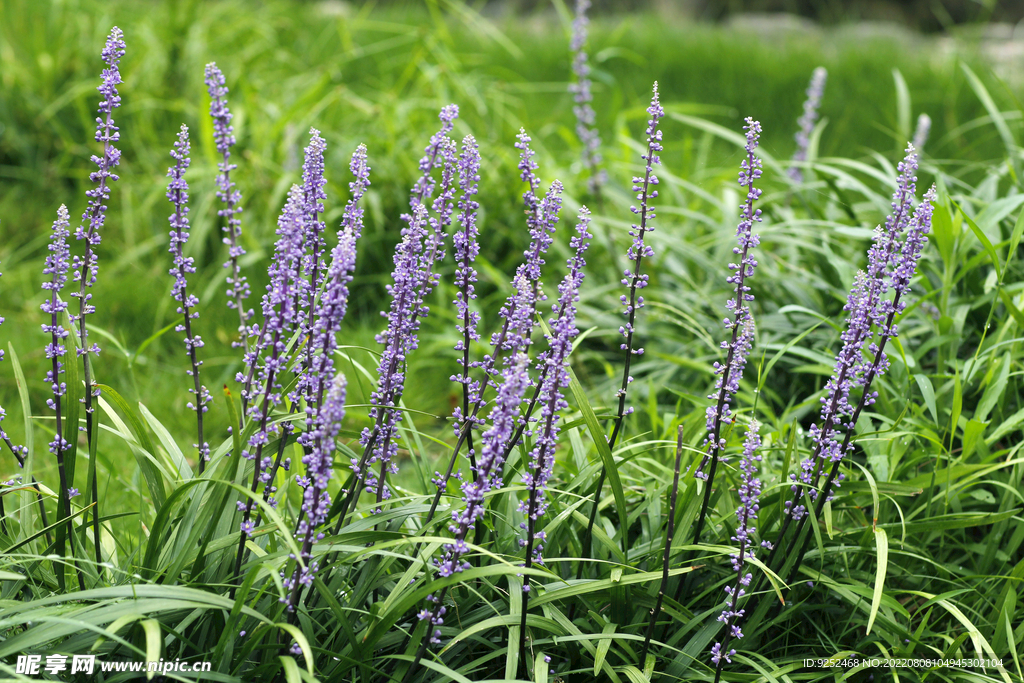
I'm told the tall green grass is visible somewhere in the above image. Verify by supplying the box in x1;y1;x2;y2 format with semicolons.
1;1;1023;682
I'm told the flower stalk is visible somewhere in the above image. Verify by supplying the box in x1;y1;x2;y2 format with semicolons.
43;205;84;589
580;82;662;574
519;207;591;677
692;118;764;548
166;125;211;472
71;26;125;572
569;0;606;198
790;67;827;183
711;422;765;682
783;185;936;583
334;107;458;528
231;185;307;591
765;146;921;574
204;62;251;346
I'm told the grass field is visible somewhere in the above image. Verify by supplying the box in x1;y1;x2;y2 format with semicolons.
1;1;1023;681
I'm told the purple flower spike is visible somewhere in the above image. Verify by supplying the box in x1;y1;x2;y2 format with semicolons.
515;128;542;216
582;83;666;581
695;119;763;482
861;182;935;412
436;354;530;578
285;371;347;609
710;421;763;673
342;144;371;240
498;131;563;361
786;145;919;520
409;105;459;213
342;113;455;520
790;66;827;182
42;206;73;516
235;186;308;544
361;197;445;507
71;26;125;430
420;130;565;535
765;154;934;589
293;129;331;430
72;26;125;346
43;206;72;419
615;82;663;425
786;186;934;576
293;144;368;452
518;208;593;559
518;207;592;658
294;147;366;475
516;131;562;287
166;125;211;467
451;136;483;441
302;128;329;294
691;118;764;552
569;0;606;196
204;63;251;344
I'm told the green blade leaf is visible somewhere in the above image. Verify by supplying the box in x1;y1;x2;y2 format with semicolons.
593;621;615;676
141;618;161;680
866;528;888;635
569;367;629;556
95;384;166;510
279;656;302;683
138;402;193;481
961;63;1017;161
1008;206;1024;267
7;344;34;465
954;200;1002;280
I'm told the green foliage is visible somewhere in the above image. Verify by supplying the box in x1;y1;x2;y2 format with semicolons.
1;1;1024;682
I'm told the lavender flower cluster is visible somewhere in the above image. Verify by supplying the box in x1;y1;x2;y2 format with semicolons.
711;422;765;667
296;146;368;454
350;109;457;510
569;0;606;196
0;28;126;576
71;27;125;370
242;185;307;497
204;63;252;343
580;83;664;583
789;66;827;183
42;207;72;473
520;208;592;571
166;125;211;465
449;136;483;443
228;132;369;590
787;145;927;521
695;118;763;485
619;84;662;369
